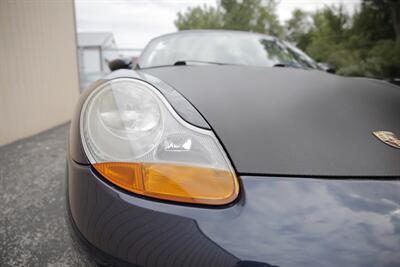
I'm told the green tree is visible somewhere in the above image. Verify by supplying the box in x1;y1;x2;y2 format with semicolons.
175;5;223;30
389;0;400;41
352;0;399;42
305;5;350;62
175;0;283;37
285;9;312;49
221;0;283;36
341;0;399;78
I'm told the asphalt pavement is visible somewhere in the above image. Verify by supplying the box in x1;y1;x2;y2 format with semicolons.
0;123;96;266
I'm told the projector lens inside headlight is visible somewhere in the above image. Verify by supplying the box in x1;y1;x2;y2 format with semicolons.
98;86;161;135
81;78;239;205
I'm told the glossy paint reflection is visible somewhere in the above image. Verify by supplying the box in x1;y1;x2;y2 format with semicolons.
68;156;400;267
199;177;400;267
68;159;240;267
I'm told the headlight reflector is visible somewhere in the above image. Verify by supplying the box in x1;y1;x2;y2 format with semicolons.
81;78;239;205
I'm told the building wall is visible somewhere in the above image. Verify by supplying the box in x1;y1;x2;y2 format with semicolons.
0;0;80;145
81;48;102;73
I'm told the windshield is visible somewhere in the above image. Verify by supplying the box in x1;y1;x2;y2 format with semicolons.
139;31;319;69
282;41;320;69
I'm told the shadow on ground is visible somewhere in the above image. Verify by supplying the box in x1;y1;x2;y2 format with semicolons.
0;123;96;266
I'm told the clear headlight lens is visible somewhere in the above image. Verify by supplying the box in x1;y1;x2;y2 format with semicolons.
81;78;239;205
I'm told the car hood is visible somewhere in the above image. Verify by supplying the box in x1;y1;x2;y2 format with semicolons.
142;65;400;177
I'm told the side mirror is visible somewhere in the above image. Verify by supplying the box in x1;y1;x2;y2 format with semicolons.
318;62;336;74
108;58;132;71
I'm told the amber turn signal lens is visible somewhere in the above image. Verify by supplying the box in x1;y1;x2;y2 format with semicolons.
93;162;239;205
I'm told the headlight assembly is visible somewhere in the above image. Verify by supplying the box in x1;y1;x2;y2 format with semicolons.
80;78;239;205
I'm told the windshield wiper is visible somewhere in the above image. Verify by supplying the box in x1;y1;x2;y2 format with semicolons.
273;62;308;69
173;60;233;66
273;63;287;67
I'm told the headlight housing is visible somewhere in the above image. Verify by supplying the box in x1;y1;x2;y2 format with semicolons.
80;78;239;205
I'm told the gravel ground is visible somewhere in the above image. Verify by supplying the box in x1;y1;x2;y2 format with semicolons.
0;123;96;266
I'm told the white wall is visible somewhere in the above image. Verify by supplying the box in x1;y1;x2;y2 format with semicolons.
81;48;101;73
0;0;80;145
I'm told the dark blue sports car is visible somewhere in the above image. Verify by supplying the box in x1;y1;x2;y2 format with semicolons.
67;30;400;267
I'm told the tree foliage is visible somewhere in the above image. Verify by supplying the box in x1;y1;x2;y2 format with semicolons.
175;0;400;79
175;0;283;37
285;9;311;48
175;5;223;30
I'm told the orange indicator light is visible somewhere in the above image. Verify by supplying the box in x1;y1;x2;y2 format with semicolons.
93;162;239;205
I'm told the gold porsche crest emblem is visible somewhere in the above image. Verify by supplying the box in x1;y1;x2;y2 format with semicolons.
373;131;400;149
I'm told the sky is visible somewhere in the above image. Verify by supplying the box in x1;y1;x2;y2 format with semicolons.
75;0;361;49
